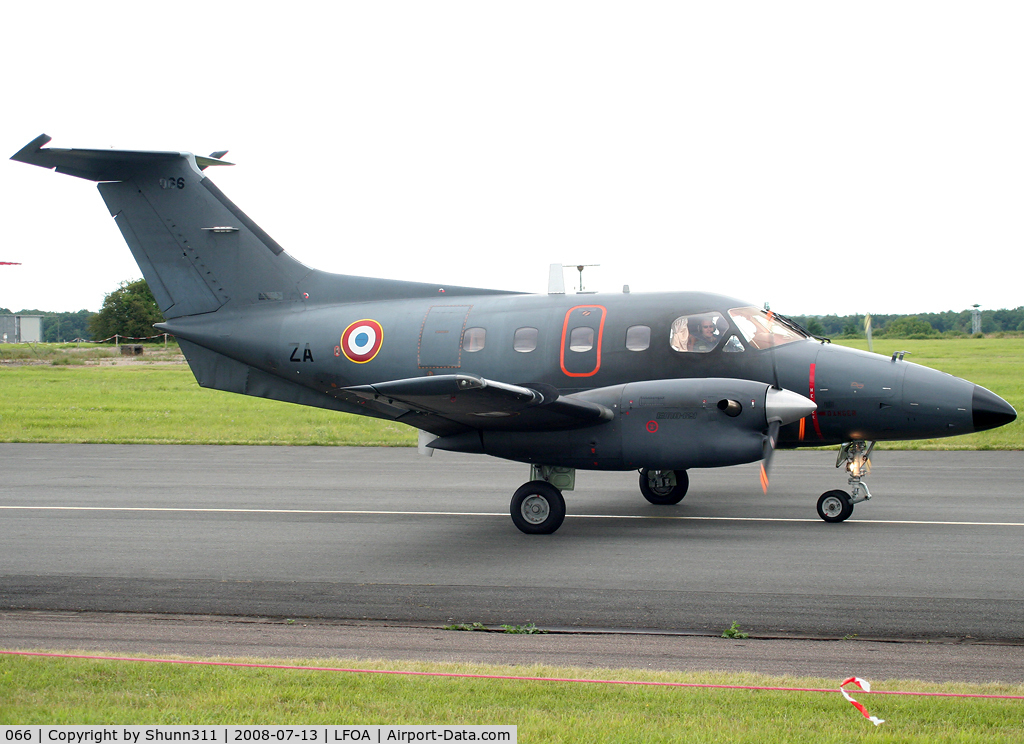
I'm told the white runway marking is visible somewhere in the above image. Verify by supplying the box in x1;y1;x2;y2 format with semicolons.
2;505;1022;527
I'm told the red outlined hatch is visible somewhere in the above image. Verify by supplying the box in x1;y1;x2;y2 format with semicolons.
560;305;607;377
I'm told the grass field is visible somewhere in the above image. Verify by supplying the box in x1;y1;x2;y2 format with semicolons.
0;364;414;446
0;338;1020;449
1;653;1022;741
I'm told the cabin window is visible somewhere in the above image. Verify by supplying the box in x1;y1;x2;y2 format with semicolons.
669;312;725;353
727;307;806;350
462;327;486;352
513;327;538;352
625;325;651;351
569;326;594;352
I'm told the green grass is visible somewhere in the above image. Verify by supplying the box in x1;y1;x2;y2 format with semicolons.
0;342;181;363
0;365;415;446
1;653;1022;741
0;338;1019;448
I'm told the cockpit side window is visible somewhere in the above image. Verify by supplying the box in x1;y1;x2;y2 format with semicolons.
727;307;807;350
670;312;726;353
722;335;745;353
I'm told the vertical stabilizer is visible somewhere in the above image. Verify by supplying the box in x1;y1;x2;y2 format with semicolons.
11;134;309;319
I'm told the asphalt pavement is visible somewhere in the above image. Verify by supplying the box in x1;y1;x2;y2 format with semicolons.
2;444;1022;682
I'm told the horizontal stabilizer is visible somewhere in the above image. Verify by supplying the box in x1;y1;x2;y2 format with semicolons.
10;134;231;181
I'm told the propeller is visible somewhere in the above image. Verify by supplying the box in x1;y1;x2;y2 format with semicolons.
757;307;819;492
760;419;780;493
760;305;780;493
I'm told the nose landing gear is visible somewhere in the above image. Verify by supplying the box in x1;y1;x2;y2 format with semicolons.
817;441;875;523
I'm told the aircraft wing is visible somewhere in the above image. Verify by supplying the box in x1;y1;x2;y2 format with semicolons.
344;374;614;432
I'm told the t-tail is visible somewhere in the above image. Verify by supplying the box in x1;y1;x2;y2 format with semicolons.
11;134;313;319
10;134;510;319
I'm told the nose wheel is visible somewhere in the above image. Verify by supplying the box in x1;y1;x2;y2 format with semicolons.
817;490;854;522
510;480;566;534
817;441;876;523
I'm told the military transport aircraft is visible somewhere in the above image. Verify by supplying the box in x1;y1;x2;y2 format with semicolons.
12;134;1017;534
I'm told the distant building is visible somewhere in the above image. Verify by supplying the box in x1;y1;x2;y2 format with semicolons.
0;315;43;343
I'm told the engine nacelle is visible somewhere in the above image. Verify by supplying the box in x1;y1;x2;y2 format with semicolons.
444;378;811;471
607;377;775;470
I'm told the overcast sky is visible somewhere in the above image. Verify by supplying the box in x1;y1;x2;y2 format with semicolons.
2;2;1021;317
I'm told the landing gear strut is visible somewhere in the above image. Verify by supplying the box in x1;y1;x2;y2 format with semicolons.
638;468;689;505
817;441;875;523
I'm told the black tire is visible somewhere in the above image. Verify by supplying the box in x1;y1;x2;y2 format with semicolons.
639;468;689;505
510;481;566;534
817;490;854;523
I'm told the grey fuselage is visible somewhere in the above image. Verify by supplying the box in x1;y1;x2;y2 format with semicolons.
161;286;999;459
11;134;1015;474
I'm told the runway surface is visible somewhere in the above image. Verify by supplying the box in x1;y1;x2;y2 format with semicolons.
2;444;1023;681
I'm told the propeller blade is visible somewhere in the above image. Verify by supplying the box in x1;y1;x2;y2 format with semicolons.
760;419;781;493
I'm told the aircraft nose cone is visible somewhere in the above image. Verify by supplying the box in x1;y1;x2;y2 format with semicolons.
765;387;817;426
972;385;1017;432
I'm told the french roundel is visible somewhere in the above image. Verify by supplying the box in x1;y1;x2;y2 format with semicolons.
341;319;384;363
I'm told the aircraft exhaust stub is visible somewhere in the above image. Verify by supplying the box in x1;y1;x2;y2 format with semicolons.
11;134;1017;535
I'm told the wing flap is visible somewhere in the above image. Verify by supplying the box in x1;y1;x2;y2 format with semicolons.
345;374;613;431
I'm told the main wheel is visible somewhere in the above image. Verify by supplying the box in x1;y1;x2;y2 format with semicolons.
510;481;566;534
817;490;854;523
639;468;689;505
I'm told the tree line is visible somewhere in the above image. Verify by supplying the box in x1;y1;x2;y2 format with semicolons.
790;307;1024;339
3;279;1022;341
2;279;163;342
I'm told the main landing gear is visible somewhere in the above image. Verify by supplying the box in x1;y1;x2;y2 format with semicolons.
638;468;689;505
509;465;693;534
816;441;875;523
510;465;574;534
510;481;566;534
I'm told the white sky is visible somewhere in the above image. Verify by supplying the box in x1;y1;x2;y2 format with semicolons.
1;2;1021;316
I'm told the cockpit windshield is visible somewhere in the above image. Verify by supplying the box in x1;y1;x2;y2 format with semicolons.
727;307;808;350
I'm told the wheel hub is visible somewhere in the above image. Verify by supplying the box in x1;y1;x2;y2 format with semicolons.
521;495;550;524
821;496;844;518
648;470;675;495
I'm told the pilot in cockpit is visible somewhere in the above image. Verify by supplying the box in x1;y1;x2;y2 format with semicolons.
670;313;722;353
688;315;720;352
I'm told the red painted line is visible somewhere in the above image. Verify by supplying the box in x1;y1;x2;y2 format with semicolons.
809;362;823;439
2;650;1022;700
